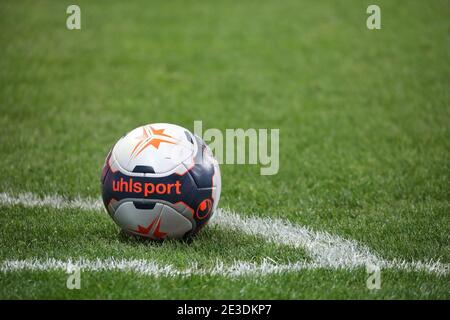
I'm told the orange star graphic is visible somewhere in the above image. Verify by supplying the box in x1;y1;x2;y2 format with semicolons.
130;216;167;239
130;126;175;159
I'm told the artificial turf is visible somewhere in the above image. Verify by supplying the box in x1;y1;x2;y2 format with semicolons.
0;0;448;299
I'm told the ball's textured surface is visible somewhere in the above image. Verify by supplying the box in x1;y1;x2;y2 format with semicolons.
101;123;221;240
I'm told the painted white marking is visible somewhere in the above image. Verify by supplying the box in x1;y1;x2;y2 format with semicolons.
0;192;448;276
214;210;381;268
0;192;103;211
0;258;321;277
1;257;448;277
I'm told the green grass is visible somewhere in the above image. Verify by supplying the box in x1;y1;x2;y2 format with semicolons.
0;206;307;266
0;0;449;299
1;269;448;299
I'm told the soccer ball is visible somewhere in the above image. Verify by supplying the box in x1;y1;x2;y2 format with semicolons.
101;123;221;240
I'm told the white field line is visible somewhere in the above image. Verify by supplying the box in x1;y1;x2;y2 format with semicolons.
214;211;381;268
0;192;104;211
1;257;448;278
0;258;324;278
0;192;448;276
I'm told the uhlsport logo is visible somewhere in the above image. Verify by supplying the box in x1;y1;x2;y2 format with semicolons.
112;177;182;196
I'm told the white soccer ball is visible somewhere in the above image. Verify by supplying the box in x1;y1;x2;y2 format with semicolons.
101;123;221;240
